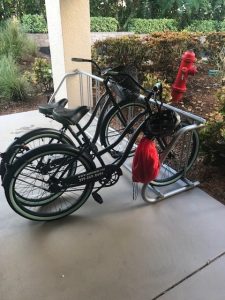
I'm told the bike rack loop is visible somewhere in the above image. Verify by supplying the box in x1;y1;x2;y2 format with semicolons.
48;69;206;203
138;94;206;203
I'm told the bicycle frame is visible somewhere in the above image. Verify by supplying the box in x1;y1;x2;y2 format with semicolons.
52;78;146;153
46;73;142;148
47;89;205;191
49;102;150;188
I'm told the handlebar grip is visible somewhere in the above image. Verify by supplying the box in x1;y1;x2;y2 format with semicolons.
71;58;92;63
153;82;162;92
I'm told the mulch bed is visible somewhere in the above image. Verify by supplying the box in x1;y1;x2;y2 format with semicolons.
174;63;225;204
0;95;49;116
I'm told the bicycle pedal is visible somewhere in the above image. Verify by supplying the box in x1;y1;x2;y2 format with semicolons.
92;192;103;204
110;150;123;159
0;152;5;158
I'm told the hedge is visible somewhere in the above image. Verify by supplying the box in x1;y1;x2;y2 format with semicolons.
127;18;178;33
128;18;225;33
92;35;150;69
21;14;47;33
185;20;225;32
20;15;225;33
90;17;118;32
92;32;225;79
21;15;119;33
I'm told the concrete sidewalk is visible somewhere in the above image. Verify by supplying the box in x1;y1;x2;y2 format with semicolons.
1;110;225;300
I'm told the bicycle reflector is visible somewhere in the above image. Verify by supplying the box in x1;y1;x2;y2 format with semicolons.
144;109;181;137
132;137;160;184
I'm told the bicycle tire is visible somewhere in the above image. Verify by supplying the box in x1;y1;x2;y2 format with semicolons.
0;128;74;180
4;144;95;221
100;99;146;155
151;125;199;186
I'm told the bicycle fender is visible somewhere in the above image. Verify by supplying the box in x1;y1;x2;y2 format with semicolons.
4;128;74;157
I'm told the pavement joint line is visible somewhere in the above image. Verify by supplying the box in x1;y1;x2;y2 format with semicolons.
151;250;225;300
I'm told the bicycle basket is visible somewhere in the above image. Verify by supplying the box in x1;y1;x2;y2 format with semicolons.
110;65;140;94
144;109;181;137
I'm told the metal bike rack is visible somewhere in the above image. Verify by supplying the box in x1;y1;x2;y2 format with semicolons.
48;69;206;203
138;94;206;203
141;124;205;203
48;69;104;109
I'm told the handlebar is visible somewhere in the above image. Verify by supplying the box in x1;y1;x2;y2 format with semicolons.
71;57;162;99
71;57;102;75
71;58;90;63
106;70;162;98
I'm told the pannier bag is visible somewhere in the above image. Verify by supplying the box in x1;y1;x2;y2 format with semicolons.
132;137;160;184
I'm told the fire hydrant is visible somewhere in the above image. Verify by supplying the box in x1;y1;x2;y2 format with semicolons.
171;50;197;102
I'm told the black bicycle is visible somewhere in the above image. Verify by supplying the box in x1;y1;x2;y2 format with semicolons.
3;72;199;221
0;58;146;180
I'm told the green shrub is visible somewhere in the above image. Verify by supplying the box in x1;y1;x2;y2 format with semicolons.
0;55;31;102
127;18;178;33
200;114;225;163
220;21;225;32
92;32;202;79
92;35;150;70
185;20;217;32
142;73;172;103
126;18;225;34
200;86;225;163
91;17;118;32
31;58;53;92
0;19;37;61
92;31;225;82
144;32;203;77
205;33;225;64
217;87;225;116
22;14;47;33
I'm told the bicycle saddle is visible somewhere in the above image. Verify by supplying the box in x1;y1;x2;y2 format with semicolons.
38;98;68;116
53;106;89;126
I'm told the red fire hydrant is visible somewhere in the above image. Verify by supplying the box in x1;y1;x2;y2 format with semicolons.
171;50;197;102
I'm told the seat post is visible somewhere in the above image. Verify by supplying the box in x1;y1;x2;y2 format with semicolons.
76;123;90;144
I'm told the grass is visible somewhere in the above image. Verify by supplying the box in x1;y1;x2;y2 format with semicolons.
0;19;37;103
0;18;37;61
0;55;31;102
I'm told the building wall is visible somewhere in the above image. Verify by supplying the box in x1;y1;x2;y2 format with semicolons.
45;0;91;106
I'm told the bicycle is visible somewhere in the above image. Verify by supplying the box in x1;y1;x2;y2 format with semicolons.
0;58;147;180
3;72;200;221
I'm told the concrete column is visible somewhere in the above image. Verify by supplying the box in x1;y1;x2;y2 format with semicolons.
45;0;91;107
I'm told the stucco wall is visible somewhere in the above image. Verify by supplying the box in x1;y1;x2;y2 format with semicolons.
45;0;91;106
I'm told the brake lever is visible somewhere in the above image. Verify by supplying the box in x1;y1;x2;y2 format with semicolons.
101;68;113;76
103;70;120;77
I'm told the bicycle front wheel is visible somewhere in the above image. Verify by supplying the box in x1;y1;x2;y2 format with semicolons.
100;99;146;155
4;144;94;221
151;126;199;186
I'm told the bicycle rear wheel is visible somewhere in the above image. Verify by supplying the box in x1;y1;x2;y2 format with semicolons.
151;125;199;186
0;128;73;180
4;144;94;221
